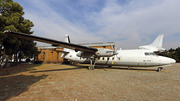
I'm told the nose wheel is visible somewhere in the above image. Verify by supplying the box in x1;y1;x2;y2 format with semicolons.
157;67;163;72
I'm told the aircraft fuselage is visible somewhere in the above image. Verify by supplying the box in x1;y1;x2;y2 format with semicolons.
64;49;176;67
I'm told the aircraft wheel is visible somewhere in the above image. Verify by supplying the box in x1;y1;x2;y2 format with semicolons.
88;65;94;70
108;66;112;68
88;66;91;70
92;65;94;70
157;67;163;72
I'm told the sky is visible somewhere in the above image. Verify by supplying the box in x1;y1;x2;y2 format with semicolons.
13;0;180;50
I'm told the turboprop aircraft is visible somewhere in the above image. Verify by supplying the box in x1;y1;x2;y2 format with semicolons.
4;30;176;72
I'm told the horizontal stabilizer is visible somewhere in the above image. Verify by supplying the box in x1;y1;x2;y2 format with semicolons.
139;34;165;52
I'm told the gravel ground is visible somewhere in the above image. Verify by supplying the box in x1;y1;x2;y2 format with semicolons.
0;63;180;101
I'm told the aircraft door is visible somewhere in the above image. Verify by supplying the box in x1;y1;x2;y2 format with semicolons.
139;52;152;66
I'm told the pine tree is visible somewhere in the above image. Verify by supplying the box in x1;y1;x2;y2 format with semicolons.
0;0;39;67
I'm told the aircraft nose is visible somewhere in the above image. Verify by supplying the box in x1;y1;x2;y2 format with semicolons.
170;59;176;63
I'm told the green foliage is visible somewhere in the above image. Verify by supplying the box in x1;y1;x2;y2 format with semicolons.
0;0;39;65
159;47;180;61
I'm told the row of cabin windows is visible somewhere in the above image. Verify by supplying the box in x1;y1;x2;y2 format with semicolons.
79;57;120;61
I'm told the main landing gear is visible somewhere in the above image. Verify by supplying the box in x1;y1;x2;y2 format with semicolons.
88;58;97;70
157;67;163;72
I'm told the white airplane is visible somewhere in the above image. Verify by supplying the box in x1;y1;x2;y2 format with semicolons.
4;30;176;72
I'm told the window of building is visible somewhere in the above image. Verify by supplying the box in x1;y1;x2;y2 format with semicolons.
57;52;59;60
43;52;45;62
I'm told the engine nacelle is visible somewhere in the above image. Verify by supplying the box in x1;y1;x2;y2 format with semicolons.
95;48;118;57
76;48;118;58
76;52;94;58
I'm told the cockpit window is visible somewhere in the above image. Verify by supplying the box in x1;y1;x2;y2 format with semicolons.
154;53;156;55
145;52;156;56
150;52;156;56
145;52;149;55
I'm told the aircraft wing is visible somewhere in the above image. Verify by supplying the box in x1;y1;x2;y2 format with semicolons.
3;30;98;53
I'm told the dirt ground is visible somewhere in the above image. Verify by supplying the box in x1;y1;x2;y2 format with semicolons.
0;63;180;101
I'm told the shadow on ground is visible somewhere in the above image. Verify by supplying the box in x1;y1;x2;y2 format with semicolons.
30;67;84;73
74;64;157;72
0;64;42;76
96;65;157;72
0;74;48;101
30;64;157;72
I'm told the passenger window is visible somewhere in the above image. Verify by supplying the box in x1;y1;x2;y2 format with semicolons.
112;57;114;60
102;57;104;60
107;57;109;60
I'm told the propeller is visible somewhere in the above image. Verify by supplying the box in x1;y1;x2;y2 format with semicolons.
111;44;119;59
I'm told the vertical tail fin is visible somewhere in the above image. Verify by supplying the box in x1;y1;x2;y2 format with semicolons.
65;34;70;43
61;35;71;58
150;34;163;48
139;34;165;51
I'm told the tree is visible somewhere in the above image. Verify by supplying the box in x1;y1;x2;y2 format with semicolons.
0;0;39;67
175;47;180;61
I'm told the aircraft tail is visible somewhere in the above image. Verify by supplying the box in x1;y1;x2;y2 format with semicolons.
61;34;71;58
65;34;70;43
139;34;165;52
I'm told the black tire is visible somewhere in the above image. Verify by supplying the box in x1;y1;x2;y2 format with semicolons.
157;67;161;72
88;66;91;70
92;66;94;70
